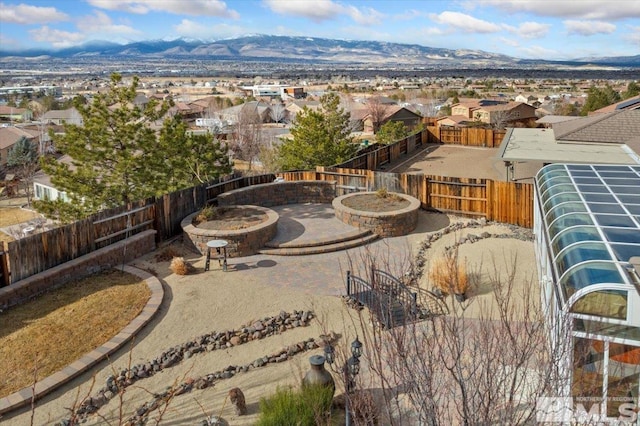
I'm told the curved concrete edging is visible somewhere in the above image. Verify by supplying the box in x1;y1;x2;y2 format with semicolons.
0;265;164;416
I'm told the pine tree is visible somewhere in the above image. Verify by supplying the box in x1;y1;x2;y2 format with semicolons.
277;93;357;170
37;73;232;220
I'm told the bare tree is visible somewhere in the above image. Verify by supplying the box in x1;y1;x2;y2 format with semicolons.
232;106;264;171
366;96;389;134
341;247;571;425
270;102;287;124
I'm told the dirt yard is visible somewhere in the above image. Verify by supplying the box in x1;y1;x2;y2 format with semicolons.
386;144;543;183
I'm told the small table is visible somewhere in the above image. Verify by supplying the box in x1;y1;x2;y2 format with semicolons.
205;239;229;272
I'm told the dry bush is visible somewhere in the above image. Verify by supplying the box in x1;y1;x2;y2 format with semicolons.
170;257;193;275
193;205;228;224
428;249;469;295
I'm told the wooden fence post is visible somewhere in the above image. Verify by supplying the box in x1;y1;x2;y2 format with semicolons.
0;241;10;287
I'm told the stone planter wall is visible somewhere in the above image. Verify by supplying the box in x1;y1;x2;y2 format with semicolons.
217;181;336;207
181;206;278;257
0;230;157;310
333;192;421;237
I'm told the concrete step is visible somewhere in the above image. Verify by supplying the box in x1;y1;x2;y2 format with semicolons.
264;228;373;249
258;233;379;256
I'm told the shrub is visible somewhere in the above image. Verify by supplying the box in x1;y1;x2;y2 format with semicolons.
256;385;334;426
155;245;182;262
193;205;228;224
429;250;469;295
169;256;192;275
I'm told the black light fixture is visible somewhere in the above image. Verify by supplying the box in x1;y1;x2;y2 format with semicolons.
324;337;363;426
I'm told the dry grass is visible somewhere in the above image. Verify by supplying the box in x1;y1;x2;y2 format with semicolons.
0;269;151;398
170;256;192;275
0;207;42;243
429;251;469;295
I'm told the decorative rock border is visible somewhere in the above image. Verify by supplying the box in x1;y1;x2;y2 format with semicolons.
332;192;421;237
413;218;534;281
0;265;164;417
55;310;328;425
181;205;278;257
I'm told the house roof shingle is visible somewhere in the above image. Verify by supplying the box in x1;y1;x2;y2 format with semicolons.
553;110;640;145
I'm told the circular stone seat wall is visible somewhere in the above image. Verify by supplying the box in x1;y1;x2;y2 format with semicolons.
332;192;421;237
217;180;336;207
181;205;278;257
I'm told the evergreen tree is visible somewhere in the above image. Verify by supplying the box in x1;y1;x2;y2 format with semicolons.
277;93;357;170
376;121;410;144
622;81;639;100
580;85;621;115
37;73;231;220
7;136;38;205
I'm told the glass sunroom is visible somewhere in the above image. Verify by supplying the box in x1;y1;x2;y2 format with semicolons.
534;164;640;421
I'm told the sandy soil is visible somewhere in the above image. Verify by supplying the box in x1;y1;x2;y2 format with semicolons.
2;214;538;426
387;144;544;183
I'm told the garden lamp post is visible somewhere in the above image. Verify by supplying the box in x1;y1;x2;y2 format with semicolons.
324;337;363;426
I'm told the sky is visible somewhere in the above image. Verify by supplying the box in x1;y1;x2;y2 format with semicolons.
0;0;639;60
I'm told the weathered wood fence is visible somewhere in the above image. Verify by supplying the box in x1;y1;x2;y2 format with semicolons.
2;174;274;286
279;167;534;228
0;126;529;287
425;126;506;147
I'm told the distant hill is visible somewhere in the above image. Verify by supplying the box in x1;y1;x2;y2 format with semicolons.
1;34;639;68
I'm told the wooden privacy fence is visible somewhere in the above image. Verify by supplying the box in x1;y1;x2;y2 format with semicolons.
426;126;506;148
335;131;424;170
3;173;275;286
278;167;534;228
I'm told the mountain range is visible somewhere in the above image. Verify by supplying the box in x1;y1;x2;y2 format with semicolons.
1;34;639;68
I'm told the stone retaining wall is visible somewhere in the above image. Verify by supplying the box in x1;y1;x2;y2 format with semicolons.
0;230;157;310
181;206;278;257
217;180;336;207
333;192;421;237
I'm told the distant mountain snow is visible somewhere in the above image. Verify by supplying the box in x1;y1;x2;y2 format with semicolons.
0;34;638;67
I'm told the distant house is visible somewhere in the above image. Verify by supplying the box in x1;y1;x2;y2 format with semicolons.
285;100;320;122
41;108;83;126
0;106;33;123
0;126;37;168
498;109;640;179
450;100;536;128
32;154;71;202
363;106;422;133
435;115;473;127
219;101;273;124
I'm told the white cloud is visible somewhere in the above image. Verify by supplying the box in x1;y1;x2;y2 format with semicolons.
76;11;140;36
472;0;640;20
263;0;384;26
498;36;520;47
515;21;551;39
344;5;384;26
29;26;86;48
262;0;341;21
0;2;69;24
173;19;246;39
564;20;616;36
502;21;550;39
86;0;239;18
393;9;429;21
430;11;501;33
